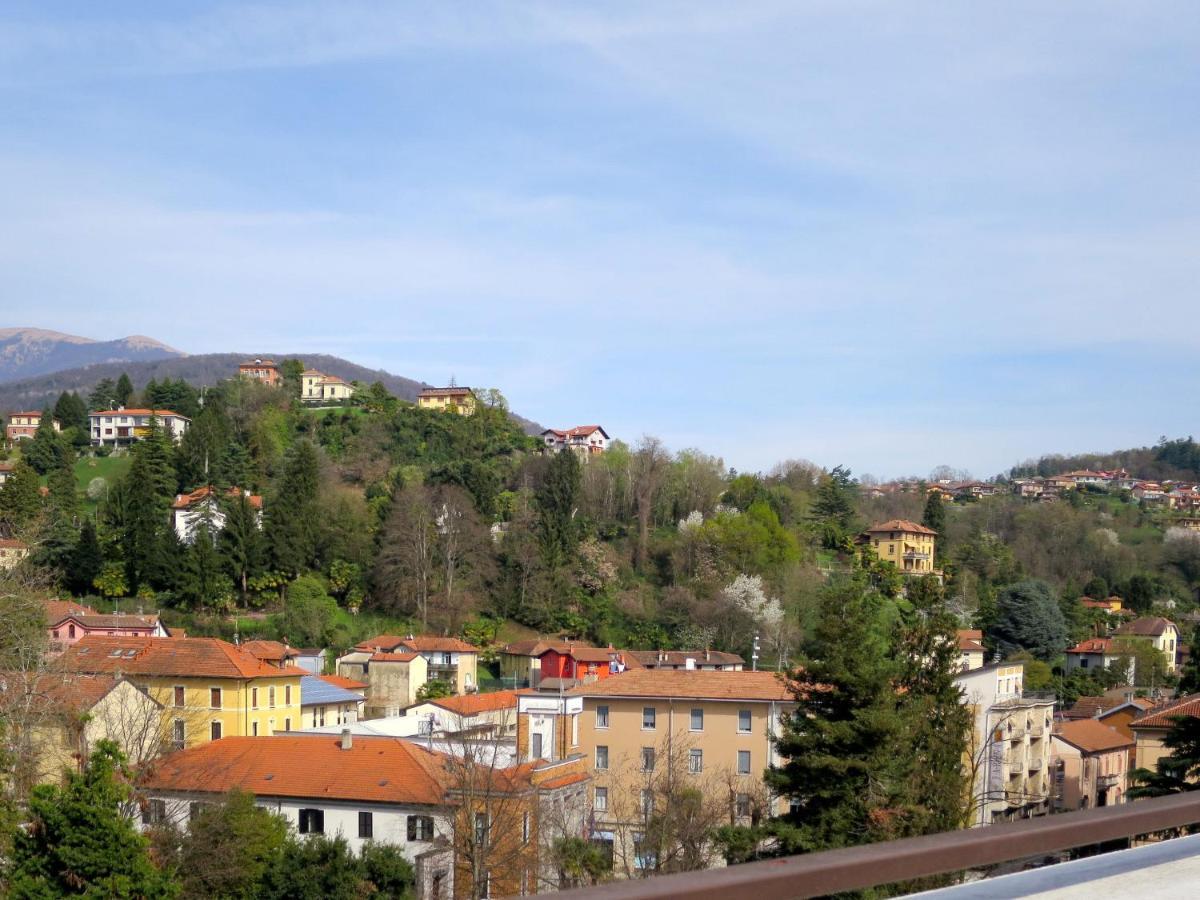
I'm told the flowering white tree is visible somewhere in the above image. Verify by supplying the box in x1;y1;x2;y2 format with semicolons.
677;510;704;533
722;574;787;668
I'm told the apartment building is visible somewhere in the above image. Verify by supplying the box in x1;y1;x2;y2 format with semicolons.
88;408;190;446
862;519;938;576
1114;617;1179;674
1051;719;1133;811
417;386;477;416
237;358;281;386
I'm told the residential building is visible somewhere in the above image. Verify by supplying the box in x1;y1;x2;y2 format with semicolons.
170;485;263;543
1081;596;1124;614
954;663;1056;826
336;647;429;718
626;649;745;671
956;630;987;672
417;386;477;416
1051;719;1134;811
299;675;364;729
7;410;57;442
1114;617;1179;674
46;599;169;653
0;538;30;570
1065;637;1122;674
59;635;302;747
862;519;938;576
1063;470;1112;488
300;369;356;403
351;634;480;696
237;358;281;386
89;408;189;446
537;645;639;687
1131;693;1200;773
293;648;327;675
401;689;525;740
516;669;796;876
0;461;12;484
540;426;611;457
500;639;592;688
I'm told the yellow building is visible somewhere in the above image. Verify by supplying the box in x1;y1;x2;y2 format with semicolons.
417;386;477;416
1131;694;1200;773
59;635;302;748
864;519;938;575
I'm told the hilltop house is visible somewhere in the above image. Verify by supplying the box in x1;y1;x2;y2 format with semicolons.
417;386;477;416
237;358;281;386
861;519;938;576
540;426;611;457
300;369;355;403
89;408;189;446
171;486;263;543
7;410;58;442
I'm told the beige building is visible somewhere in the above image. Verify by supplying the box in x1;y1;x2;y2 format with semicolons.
1114;616;1179;674
863;519;938;576
300;369;356;403
348;634;479;696
335;649;429;718
956;629;987;672
0;538;30;570
417;386;477;416
1051;719;1133;811
1131;693;1200;773
499;639;586;688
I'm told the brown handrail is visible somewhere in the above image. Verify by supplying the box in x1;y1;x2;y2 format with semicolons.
557;792;1200;900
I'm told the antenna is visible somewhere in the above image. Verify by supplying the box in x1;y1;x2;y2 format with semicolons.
752;634;760;672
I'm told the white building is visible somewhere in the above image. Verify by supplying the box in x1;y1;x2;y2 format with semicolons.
540;425;610;457
300;369;355;403
171;486;263;543
89;408;190;446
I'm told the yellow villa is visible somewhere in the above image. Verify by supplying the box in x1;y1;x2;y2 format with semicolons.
417;386;477;416
59;635;302;748
863;519;938;576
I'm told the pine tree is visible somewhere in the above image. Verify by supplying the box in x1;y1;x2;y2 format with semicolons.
121;421;179;592
921;490;946;536
1128;715;1200;798
67;519;104;595
811;465;859;550
220;492;265;596
88;378;117;411
9;741;174;898
24;409;69;475
52;391;88;432
178;524;232;610
0;460;42;531
214;441;254;490
115;372;135;407
33;462;80;577
536;448;582;568
265;440;320;576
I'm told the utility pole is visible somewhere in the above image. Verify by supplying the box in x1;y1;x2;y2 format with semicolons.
752;633;760;672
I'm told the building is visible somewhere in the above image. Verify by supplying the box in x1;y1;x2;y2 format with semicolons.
540;426;611;457
537;645;639;687
7;410;57;442
1130;693;1200;773
336;647;429;718
1064;637;1122;674
237;358;281;386
299;674;364;729
46;599;169;653
351;635;480;696
626;649;745;671
1114;617;1179;674
293;648;327;675
954;663;1056;826
300;369;356;404
1051;719;1134;811
517;669;796;877
59;635;302;747
171;485;263;543
0;538;30;570
401;690;525;740
1081;596;1124;614
499;639;592;689
89;408;189;446
956;630;987;672
417;386;477;416
862;519;938;576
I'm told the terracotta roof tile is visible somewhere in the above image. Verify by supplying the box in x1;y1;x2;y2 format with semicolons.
317;674;368;691
369;652;420;663
1116;617;1176;638
61;636;298;680
430;690;528;717
1053;719;1135;753
626;649;745;667
1067;638;1114;654
241;640;296;662
172;486;263;510
89;408;188;419
501;639;591;657
865;519;938;536
566;669;797;702
356;634;479;654
1131;693;1200;730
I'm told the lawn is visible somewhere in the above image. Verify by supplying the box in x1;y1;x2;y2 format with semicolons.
73;455;132;514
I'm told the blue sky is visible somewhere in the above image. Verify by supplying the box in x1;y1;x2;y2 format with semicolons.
2;2;1199;478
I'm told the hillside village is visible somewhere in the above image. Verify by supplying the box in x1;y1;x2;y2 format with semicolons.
5;358;1200;896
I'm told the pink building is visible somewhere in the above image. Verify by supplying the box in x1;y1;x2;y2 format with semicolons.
46;600;169;654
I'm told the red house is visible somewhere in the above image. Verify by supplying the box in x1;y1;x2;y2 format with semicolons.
46;599;169;654
536;645;640;686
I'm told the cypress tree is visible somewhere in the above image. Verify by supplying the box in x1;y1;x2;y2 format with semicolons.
220;492;265;596
121;421;179;592
536;448;582;568
67;520;103;596
265;440;320;576
921;490;946;536
114;372;135;407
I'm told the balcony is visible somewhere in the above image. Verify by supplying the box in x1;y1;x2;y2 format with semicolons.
554;792;1200;900
1008;758;1026;775
1029;758;1044;772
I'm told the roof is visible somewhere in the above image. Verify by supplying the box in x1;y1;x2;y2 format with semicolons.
61;636;299;680
566;669;796;702
542;426;610;439
317;673;368;691
501;639;591;657
1054;719;1135;754
418;387;473;398
239;359;278;367
1131;693;1200;730
1060;696;1110;719
429;690;526;717
0;539;29;551
241;640;297;662
8;410;43;418
299;674;365;707
171;485;263;510
142;734;450;806
1067;638;1114;655
626;649;746;667
355;634;479;654
369;652;420;663
956;630;986;653
0;672;140;714
46;599;99;624
537;772;590;791
1116;617;1176;637
318;375;349;385
301;369;326;376
57;612;161;631
865;519;937;536
88;408;188;419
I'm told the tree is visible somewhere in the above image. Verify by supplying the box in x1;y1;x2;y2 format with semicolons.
986;579;1068;661
214;442;254;491
53;391;88;433
1179;623;1200;695
66;519;103;595
265;441;320;576
88;378;117;411
374;482;436;625
631;436;670;571
9;741;174;898
921;491;946;538
176;789;288;899
121;421;179;592
360;842;415;896
115;372;135;407
261;834;366;899
178;524;235;611
33;461;80;577
220;493;266;597
536;449;582;569
93;562;129;600
280;359;305;398
416;679;453;701
811;465;859;550
0;460;42;531
24;410;70;475
1128;715;1200;799
280;575;337;647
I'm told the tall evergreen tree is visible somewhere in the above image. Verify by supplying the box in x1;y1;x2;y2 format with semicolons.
24;409;69;475
811;465;859;550
175;403;231;490
52;391;88;432
265;440;320;576
921;490;946;536
115;372;135;407
34;462;80;577
67;519;104;596
88;378;117;411
220;493;266;596
214;441;254;490
121;421;179;592
0;460;42;531
178;524;232;610
1178;623;1200;695
1128;715;1200;798
536;448;582;569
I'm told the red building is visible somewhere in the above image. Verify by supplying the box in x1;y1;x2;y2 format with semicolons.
536;645;639;685
7;411;55;442
237;358;281;386
46;600;169;654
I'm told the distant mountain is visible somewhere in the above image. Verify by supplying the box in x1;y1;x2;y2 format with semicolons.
0;328;182;383
0;351;543;434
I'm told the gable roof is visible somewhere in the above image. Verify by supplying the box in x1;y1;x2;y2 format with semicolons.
46;599;98;624
171;485;263;510
241;640;297;662
88;408;188;419
369;652;420;663
0;672;147;715
1130;693;1200;730
317;673;368;691
142;734;450;806
61;636;298;680
429;690;527;717
355;634;479;654
1054;719;1134;754
542;425;610;440
566;669;796;702
299;675;365;707
626;649;746;667
1066;638;1114;655
419;386;473;398
1060;696;1110;719
501;639;591;658
865;519;937;536
956;630;986;653
1116;617;1176;637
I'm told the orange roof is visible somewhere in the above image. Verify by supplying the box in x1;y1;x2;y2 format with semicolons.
430;690;527;717
502;639;592;657
142;735;449;806
89;408;188;419
1116;617;1176;638
537;772;591;791
567;669;796;702
866;519;937;536
369;652;419;663
0;672;137;714
356;634;479;654
1067;637;1114;654
172;485;263;510
317;674;368;691
956;629;985;652
61;636;298;680
1054;719;1134;754
241;640;296;662
46;599;99;624
1131;693;1200;730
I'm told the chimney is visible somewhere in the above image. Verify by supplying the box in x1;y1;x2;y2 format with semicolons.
340;728;352;750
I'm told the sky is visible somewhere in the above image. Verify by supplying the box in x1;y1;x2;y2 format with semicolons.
2;2;1199;479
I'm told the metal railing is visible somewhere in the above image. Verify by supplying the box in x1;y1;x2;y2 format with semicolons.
555;792;1200;900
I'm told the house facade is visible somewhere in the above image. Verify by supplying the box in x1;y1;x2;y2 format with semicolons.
1051;719;1133;811
537;646;637;687
1114;617;1179;674
300;369;356;403
500;640;590;688
46;599;168;653
7;410;57;442
862;519;938;576
89;408;189;446
336;648;430;718
350;635;479;696
1131;693;1200;772
171;486;263;542
1065;637;1121;673
417;387;477;416
956;630;987;672
237;358;281;386
540;426;611;457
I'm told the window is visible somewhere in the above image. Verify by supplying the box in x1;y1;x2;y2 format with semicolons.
642;707;656;730
595;745;609;770
188;801;209;822
596;705;609;728
738;750;751;775
210;688;222;710
475;812;489;848
531;732;543;759
299;808;324;835
252;722;259;736
172;719;185;750
736;793;752;818
252;687;259;709
284;718;292;732
633;833;655;870
318;706;327;727
1080;658;1089;669
481;871;491;899
269;686;276;708
738;709;752;733
572;714;579;747
690;708;704;731
641;747;656;772
443;652;453;666
359;811;373;839
594;787;608;812
285;685;292;705
141;798;166;825
407;815;435;841
522;812;530;844
68;624;76;639
689;748;703;774
210;721;222;741
174;686;185;708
